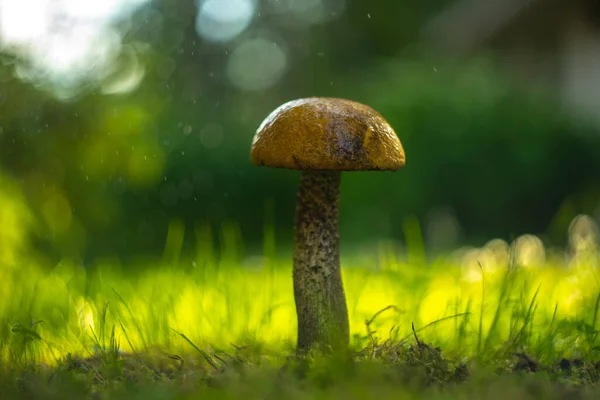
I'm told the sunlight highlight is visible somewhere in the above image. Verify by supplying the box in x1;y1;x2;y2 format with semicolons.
0;0;148;96
195;0;256;42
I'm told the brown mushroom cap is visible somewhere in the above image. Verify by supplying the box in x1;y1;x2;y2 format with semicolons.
251;97;406;171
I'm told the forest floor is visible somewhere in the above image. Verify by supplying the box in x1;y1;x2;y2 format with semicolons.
1;243;600;399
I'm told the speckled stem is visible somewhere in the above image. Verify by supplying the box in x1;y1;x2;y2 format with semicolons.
293;170;350;354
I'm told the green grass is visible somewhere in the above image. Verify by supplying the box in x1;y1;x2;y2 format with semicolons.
1;227;600;399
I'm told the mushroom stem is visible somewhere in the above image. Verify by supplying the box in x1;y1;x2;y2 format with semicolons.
293;170;350;354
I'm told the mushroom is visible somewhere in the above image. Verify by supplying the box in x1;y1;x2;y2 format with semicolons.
251;97;405;354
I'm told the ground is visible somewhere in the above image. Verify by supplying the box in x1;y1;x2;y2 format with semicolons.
1;241;600;399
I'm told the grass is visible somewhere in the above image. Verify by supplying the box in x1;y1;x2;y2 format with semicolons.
1;223;600;398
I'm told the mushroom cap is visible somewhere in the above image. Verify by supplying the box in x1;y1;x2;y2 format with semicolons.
251;97;405;171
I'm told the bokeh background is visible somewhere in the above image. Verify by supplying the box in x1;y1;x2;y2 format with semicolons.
1;0;600;270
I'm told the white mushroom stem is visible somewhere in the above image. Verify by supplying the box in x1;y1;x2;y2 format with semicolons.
293;170;350;353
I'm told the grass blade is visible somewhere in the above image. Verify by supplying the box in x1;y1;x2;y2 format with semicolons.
172;329;221;372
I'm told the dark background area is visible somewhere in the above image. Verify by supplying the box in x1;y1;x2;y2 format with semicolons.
1;0;599;267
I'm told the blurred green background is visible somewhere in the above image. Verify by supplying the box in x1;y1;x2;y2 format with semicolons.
1;0;600;268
